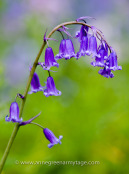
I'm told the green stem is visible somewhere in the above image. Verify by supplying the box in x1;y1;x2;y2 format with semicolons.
0;124;19;173
30;122;44;129
0;20;105;173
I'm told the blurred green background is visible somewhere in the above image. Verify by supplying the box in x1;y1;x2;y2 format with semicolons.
0;0;129;173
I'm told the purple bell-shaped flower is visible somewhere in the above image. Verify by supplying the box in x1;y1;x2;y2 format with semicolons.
28;72;44;94
44;76;61;97
43;128;63;148
106;48;122;71
98;67;114;78
55;39;76;60
76;36;89;59
5;102;41;125
86;35;98;58
5;102;23;123
39;47;59;70
91;42;108;67
75;25;89;42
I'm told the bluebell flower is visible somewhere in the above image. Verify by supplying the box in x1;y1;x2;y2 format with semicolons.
75;25;89;42
28;72;44;94
86;35;98;58
91;42;108;67
5;102;41;124
43;128;63;148
5;102;23;123
44;76;61;97
76;36;89;59
106;48;122;71
98;67;114;78
55;39;76;60
39;47;59;70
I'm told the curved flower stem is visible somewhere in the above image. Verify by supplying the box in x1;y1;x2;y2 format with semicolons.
0;20;110;173
30;122;44;129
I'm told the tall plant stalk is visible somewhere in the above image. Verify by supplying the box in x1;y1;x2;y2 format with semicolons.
0;21;93;173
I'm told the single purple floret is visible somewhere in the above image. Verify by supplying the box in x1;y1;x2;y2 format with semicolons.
44;76;61;97
39;47;59;70
5;102;41;125
98;67;114;78
28;72;44;94
75;25;89;42
86;35;98;58
91;42;108;67
5;102;22;123
76;36;89;59
106;48;122;71
43;128;63;148
55;39;76;60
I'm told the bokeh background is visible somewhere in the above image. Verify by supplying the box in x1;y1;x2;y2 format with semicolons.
0;0;129;173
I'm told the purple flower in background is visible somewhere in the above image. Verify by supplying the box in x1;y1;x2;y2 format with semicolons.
86;35;98;58
44;76;61;97
76;36;89;59
43;128;63;148
106;48;122;71
75;25;89;42
28;72;44;94
55;39;76;60
98;67;114;78
5;102;22;123
91;42;108;67
39;47;59;70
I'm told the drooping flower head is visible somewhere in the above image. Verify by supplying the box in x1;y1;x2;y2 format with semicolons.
28;72;44;94
76;36;89;59
43;128;63;148
39;47;59;70
55;39;76;60
106;47;122;71
91;41;108;67
5;102;22;123
44;76;61;97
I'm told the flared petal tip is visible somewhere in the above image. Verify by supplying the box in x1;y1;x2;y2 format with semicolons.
5;115;10;122
44;90;62;97
91;61;105;67
59;135;63;144
28;86;44;94
48;143;54;148
98;69;114;78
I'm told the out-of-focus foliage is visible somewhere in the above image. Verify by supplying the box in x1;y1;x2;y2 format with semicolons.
0;0;129;174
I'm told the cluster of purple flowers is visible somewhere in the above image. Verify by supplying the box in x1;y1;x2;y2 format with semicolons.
5;17;122;148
